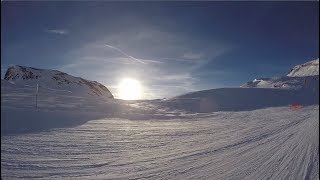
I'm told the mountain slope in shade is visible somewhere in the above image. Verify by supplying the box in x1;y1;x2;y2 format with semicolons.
3;65;114;98
287;58;319;77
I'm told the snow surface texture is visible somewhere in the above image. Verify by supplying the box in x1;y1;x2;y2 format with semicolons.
1;106;319;179
1;58;319;179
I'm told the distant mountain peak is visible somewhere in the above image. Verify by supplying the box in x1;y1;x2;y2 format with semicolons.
241;58;319;89
287;58;319;77
4;65;114;98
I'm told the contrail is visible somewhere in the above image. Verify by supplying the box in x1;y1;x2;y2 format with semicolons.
104;44;147;64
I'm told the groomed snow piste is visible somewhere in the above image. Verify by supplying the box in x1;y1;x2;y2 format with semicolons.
1;58;319;179
1;106;318;179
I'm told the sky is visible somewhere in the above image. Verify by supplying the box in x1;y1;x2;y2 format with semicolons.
1;1;319;99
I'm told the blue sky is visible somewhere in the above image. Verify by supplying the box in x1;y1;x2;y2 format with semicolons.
1;1;319;99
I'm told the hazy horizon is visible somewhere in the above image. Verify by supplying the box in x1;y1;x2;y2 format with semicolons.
1;1;319;99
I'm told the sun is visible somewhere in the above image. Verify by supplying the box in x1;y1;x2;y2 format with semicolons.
117;78;142;100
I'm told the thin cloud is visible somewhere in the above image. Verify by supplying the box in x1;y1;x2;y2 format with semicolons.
104;44;147;64
45;29;69;35
182;52;203;60
104;43;163;64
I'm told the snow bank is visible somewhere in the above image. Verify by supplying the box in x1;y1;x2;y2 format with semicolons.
160;86;319;113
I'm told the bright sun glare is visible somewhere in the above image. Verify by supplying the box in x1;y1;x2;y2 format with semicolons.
118;78;142;100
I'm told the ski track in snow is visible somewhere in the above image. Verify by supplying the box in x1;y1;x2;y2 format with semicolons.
1;106;319;179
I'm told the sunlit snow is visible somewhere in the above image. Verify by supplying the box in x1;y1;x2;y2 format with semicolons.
1;59;319;179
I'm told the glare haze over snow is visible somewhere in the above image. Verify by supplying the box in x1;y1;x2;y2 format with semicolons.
1;47;319;179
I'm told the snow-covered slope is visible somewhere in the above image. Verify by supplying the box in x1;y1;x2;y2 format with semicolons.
160;87;319;113
1;106;318;179
287;58;319;77
3;65;114;98
162;59;319;113
1;60;319;179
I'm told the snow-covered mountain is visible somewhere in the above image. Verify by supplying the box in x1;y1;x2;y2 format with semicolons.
159;58;319;113
3;65;114;98
240;75;319;89
287;58;319;77
241;58;319;89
